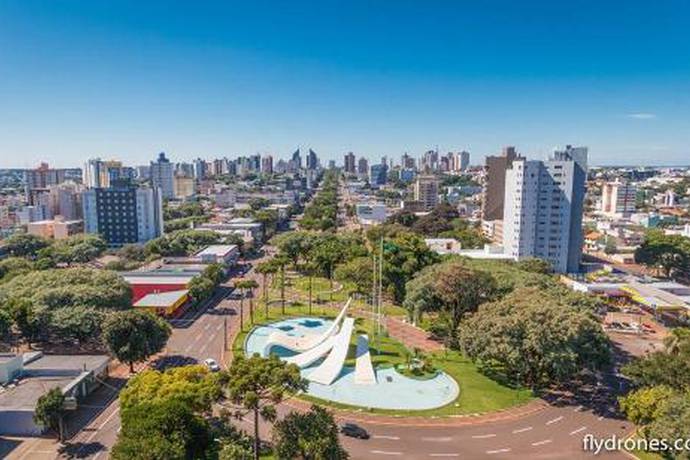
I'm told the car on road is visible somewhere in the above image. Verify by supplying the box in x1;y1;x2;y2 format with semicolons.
204;358;221;372
340;423;369;439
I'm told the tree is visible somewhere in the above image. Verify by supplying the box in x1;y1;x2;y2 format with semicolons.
622;329;690;390
225;355;307;460
310;235;347;300
273;255;290;314
256;260;277;318
102;310;171;373
0;257;33;281
459;287;611;388
235;279;259;328
514;258;552;274
619;385;675;426
112;399;212;460
50;306;106;344
335;257;373;297
403;260;498;346
273;231;315;269
645;392;690;455
34;388;65;440
4;233;50;258
120;365;223;413
635;230;690;279
273;405;349;460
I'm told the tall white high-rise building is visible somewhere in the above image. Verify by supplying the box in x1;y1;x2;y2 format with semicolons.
600;180;636;217
150;152;174;200
502;147;587;273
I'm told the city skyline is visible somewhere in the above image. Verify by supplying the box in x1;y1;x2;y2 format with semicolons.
2;1;690;167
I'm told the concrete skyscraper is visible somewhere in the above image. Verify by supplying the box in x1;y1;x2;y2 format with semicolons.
344;152;356;174
502;146;588;273
150;152;174;200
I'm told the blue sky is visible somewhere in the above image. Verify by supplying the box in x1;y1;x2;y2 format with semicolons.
1;0;690;167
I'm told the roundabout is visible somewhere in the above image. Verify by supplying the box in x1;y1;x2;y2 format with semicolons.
244;315;460;410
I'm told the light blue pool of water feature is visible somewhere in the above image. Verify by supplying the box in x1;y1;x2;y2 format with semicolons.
244;317;459;410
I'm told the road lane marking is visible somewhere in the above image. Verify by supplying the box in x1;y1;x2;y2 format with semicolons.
422;436;453;442
429;454;459;458
532;439;553;446
573;405;584;412
370;450;403;456
570;426;587;435
216;323;223;331
486;448;511;454
373;435;400;440
512;426;533;434
546;416;564;425
204;323;211;331
598;415;605;421
471;434;496;439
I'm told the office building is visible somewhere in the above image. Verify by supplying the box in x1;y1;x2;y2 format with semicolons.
459;150;470;171
306;149;319;170
502;147;587;273
483;146;521;221
24;163;68;204
401;153;416;170
83;159;124;189
193;158;207;180
291;148;302;170
601;180;636;217
174;176;196;199
150;152;174;200
344;152;356;174
414;175;440;210
28;217;83;240
261;155;274;174
369;163;388;187
357;157;369;178
82;180;163;246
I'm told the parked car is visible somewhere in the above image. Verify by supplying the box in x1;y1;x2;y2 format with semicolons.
204;358;221;372
340;423;369;439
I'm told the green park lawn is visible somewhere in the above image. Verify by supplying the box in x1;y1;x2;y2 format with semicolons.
231;298;533;417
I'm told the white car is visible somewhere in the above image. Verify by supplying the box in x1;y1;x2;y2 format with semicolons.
204;358;221;372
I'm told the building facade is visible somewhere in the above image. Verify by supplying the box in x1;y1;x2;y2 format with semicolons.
83;180;163;246
414;175;440;210
150;152;174;200
483;146;520;221
502;147;587;273
601;180;636;217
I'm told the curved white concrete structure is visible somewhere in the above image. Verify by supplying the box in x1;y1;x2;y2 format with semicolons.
284;336;336;368
263;298;351;355
354;334;376;385
307;317;355;385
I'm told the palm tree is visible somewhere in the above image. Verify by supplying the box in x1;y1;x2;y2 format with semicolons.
256;260;277;319
303;261;317;316
273;255;290;315
243;279;260;324
234;279;251;331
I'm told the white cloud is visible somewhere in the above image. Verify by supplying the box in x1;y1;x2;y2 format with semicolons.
626;112;657;119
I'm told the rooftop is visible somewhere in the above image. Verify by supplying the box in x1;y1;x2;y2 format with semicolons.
134;289;189;307
0;354;109;411
195;244;238;257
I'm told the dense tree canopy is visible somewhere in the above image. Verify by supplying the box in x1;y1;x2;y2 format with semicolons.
272;405;349;460
459;287;611;388
635;230;690;279
225;354;306;459
102;310;171;373
120;365;223;412
4;233;50;258
404;259;498;345
145;229;222;257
